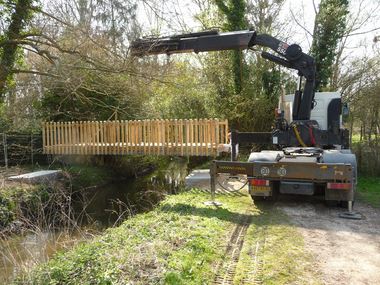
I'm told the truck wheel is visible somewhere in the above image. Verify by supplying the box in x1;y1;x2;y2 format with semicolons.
250;195;275;203
325;200;339;207
250;195;265;202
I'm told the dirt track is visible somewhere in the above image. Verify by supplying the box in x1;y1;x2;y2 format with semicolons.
277;197;380;285
186;174;380;284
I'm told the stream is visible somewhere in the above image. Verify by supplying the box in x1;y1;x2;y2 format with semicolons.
0;158;189;284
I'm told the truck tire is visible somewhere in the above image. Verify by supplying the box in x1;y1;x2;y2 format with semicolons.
322;150;357;205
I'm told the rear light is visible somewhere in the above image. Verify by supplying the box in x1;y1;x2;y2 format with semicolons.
327;182;351;190
250;179;270;187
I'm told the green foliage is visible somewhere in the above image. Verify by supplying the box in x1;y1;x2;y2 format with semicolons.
214;0;248;94
0;102;11;132
0;194;15;228
357;177;380;207
0;0;36;98
39;62;145;122
311;0;349;90
17;190;320;284
147;61;216;119
0;184;49;229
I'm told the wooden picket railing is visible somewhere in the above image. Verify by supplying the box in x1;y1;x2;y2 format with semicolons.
42;119;229;156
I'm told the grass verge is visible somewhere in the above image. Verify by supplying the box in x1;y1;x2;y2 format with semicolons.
357;177;380;207
15;190;320;285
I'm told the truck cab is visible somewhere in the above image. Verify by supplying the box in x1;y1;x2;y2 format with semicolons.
248;93;357;206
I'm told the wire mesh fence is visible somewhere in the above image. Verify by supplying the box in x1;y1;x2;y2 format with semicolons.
0;133;48;168
353;144;380;176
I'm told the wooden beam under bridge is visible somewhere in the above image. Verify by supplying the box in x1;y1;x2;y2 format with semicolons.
42;119;229;157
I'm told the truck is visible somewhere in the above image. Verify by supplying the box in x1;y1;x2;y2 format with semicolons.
130;29;358;218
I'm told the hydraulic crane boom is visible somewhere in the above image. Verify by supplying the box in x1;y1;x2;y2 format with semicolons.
131;29;356;214
131;29;316;120
131;29;349;151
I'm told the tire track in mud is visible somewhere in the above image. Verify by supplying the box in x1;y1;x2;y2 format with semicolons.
213;213;252;285
241;225;267;285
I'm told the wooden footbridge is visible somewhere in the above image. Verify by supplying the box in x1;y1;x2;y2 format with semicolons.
42;119;228;157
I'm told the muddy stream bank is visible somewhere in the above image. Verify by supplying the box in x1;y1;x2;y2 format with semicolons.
0;158;189;284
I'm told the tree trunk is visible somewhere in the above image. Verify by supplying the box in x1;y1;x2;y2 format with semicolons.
0;0;33;99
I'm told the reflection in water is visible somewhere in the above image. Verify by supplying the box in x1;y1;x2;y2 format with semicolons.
0;158;189;283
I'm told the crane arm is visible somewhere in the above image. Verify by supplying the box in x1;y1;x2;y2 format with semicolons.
130;29;316;120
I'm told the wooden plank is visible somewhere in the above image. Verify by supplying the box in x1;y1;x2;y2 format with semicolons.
95;121;99;155
78;121;82;155
202;119;206;156
216;119;220;155
71;122;75;155
91;121;94;155
185;119;189;156
172;119;176;155
57;122;62;154
48;122;52;154
125;120;129;154
46;122;50;154
132;120;136;154
67;122;70;155
205;119;209;156
143;120;146;154
137;120;141;154
159;119;163;155
98;121;102;155
116;120;120;155
85;121;89;155
163;119;170;155
63;122;67;154
90;121;93;154
75;121;79;155
121;120;125;155
68;122;72;155
210;119;215;155
157;119;161;155
65;122;69;155
147;119;150;155
179;119;184;156
41;118;228;157
199;119;203;156
82;121;85;155
42;123;46;154
131;120;134;154
103;121;107;154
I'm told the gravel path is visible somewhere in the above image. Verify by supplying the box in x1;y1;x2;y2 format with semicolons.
277;197;380;285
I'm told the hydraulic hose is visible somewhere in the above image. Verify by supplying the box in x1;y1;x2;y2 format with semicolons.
292;125;308;147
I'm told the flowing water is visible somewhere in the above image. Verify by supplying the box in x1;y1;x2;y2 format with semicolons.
0;158;189;283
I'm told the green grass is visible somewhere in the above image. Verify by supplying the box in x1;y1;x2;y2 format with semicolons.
0;184;49;229
357;177;380;207
234;203;320;285
16;190;320;285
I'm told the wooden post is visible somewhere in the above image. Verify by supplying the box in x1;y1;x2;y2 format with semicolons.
68;122;72;154
64;122;68;155
85;121;88;155
120;120;124;155
143;120;147;155
71;122;75;155
115;120;119;155
57;121;60;154
205;119;209;156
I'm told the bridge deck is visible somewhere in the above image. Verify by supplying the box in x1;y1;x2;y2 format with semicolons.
43;119;228;156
